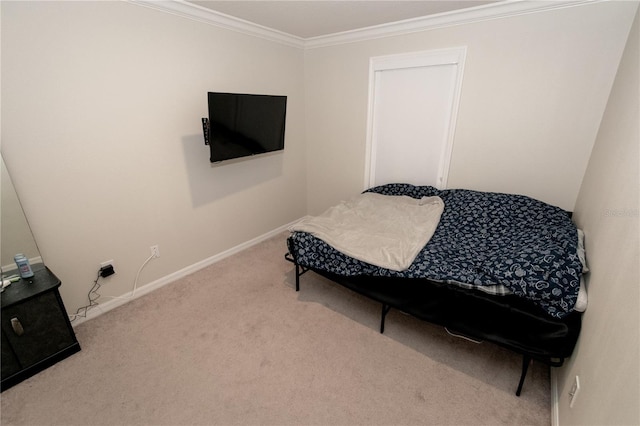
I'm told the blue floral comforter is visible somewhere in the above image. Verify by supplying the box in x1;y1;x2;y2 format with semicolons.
289;183;582;319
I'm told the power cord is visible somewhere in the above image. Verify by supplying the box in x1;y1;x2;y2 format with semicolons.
102;253;154;300
69;271;102;322
69;254;157;322
132;254;155;297
445;327;484;344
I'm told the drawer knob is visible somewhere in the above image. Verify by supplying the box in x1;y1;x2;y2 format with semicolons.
10;317;24;336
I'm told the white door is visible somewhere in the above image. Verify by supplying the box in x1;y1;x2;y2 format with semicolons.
365;47;466;189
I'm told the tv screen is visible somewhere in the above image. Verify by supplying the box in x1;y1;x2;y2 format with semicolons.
205;92;287;163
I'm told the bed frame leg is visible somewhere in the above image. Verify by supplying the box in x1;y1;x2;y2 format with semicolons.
295;264;300;292
516;355;531;396
380;304;391;333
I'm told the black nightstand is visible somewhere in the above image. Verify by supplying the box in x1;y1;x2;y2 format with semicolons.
1;264;80;391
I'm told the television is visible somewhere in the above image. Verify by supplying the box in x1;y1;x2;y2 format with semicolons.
203;92;287;163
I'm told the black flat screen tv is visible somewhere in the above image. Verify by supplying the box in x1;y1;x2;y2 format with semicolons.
204;92;287;163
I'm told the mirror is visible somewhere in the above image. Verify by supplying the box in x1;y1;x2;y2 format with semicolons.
1;154;42;275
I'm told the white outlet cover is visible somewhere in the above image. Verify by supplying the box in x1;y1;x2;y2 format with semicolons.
100;259;114;268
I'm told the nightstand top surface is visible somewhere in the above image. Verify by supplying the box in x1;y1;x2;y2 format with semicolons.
1;264;61;308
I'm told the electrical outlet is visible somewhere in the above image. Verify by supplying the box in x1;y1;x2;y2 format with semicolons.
99;260;115;278
100;260;115;270
569;375;581;408
150;245;160;258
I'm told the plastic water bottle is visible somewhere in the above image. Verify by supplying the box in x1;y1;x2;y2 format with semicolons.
14;254;34;279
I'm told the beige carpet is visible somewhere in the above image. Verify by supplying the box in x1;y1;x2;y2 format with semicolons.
1;232;550;425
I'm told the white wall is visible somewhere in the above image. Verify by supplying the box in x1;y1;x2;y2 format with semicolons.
304;1;637;214
1;1;307;314
560;9;639;425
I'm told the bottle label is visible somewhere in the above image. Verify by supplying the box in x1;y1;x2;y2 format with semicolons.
16;259;34;278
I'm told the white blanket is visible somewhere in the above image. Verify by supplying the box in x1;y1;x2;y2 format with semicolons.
289;192;444;271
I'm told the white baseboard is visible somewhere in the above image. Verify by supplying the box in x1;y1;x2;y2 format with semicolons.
551;368;560;426
70;222;295;327
2;256;43;274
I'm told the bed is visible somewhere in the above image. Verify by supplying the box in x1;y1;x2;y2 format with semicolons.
285;183;587;396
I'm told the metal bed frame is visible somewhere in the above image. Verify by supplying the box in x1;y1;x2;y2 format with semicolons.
285;241;582;396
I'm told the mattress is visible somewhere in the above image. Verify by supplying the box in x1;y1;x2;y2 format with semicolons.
288;183;586;319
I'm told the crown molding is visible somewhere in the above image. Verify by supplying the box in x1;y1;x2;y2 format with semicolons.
127;0;306;49
305;0;602;49
128;0;602;50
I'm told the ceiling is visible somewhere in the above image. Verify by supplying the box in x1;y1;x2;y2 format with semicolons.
187;1;500;39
